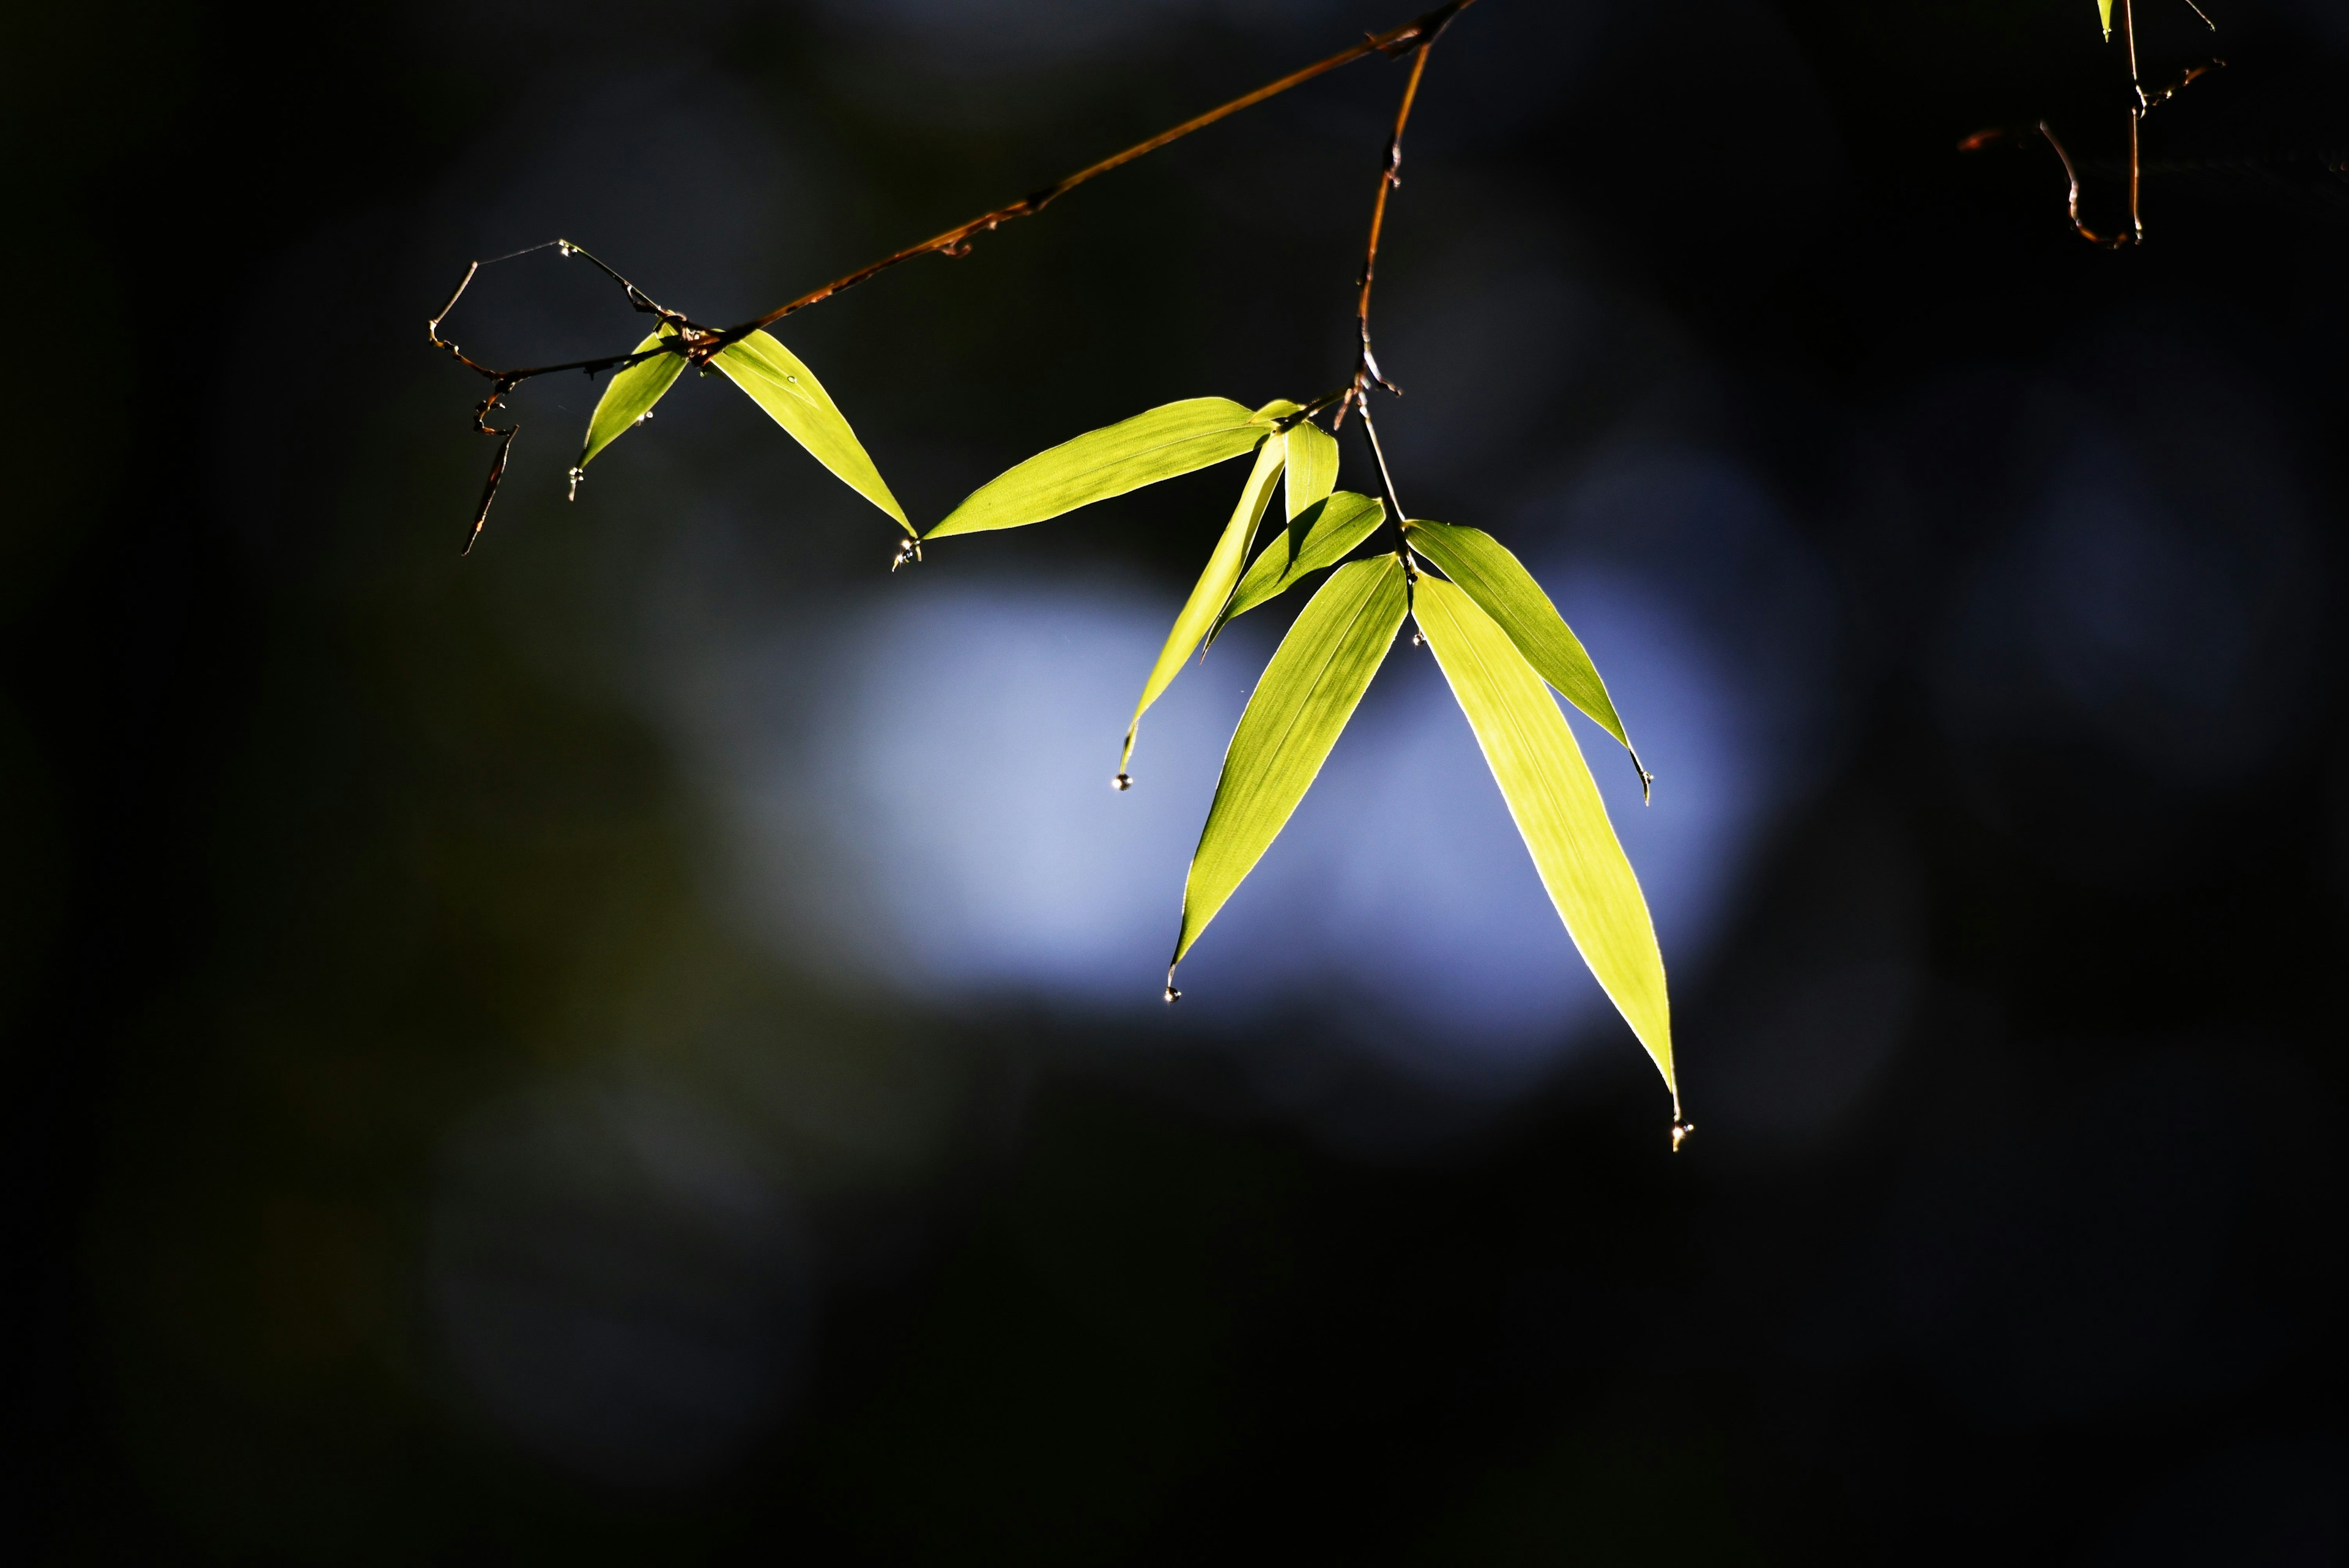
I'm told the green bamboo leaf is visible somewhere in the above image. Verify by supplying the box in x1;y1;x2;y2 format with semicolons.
1208;491;1385;644
928;397;1281;540
1118;434;1288;779
574;326;687;470
713;329;910;533
2098;0;2113;39
1403;518;1644;789
1283;420;1339;522
1173;554;1408;967
1413;576;1674;1099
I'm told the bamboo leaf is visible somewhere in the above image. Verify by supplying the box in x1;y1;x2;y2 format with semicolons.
574;326;687;469
928;397;1281;540
2098;0;2113;39
1174;554;1408;965
1403;519;1642;781
1209;491;1385;643
1119;434;1288;777
1412;576;1674;1097
713;329;910;533
1283;420;1339;522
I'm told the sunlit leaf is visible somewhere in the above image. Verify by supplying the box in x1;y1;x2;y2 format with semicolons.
713;329;910;533
1209;490;1385;643
1174;554;1408;966
574;325;687;469
2098;0;2113;39
1283;419;1339;522
1119;434;1288;776
1403;519;1642;781
1413;576;1674;1096
927;397;1280;539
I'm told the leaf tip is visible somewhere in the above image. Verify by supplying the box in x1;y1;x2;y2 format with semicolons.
1112;772;1132;792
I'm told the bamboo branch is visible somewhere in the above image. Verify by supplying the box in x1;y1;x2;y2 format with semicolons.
1958;0;2222;248
426;1;1479;547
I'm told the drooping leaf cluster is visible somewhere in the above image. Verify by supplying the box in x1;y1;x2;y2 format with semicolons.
581;354;1676;1099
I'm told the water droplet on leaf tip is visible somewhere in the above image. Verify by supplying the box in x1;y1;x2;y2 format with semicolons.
1670;1120;1694;1153
1112;773;1132;792
1163;984;1181;1003
1411;631;1424;647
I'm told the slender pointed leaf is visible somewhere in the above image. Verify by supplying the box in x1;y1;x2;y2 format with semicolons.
1175;554;1408;964
1283;420;1339;522
713;329;910;533
1119;434;1288;774
1209;491;1385;643
575;325;687;469
1413;576;1674;1094
928;397;1281;539
1404;518;1639;764
2098;0;2113;39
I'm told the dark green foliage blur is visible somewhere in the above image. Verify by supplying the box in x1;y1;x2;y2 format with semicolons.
6;0;2347;1562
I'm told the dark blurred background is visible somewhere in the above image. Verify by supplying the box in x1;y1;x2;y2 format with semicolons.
6;0;2347;1560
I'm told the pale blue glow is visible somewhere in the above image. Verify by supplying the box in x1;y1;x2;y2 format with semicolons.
707;570;1773;1080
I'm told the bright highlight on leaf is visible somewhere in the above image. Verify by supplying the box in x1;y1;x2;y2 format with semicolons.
1211;490;1385;642
576;326;688;469
713;329;911;534
1121;433;1289;774
2098;0;2115;39
1174;554;1408;966
927;398;1280;539
1402;519;1645;790
1412;576;1674;1099
1283;420;1340;522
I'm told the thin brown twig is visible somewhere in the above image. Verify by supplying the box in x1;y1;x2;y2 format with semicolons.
1349;35;1438;405
464;423;518;557
1328;21;1458;593
2140;59;2222;111
2038;118;2133;248
729;0;1472;344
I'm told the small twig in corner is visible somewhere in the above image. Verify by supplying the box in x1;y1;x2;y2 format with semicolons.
1959;0;2223;248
